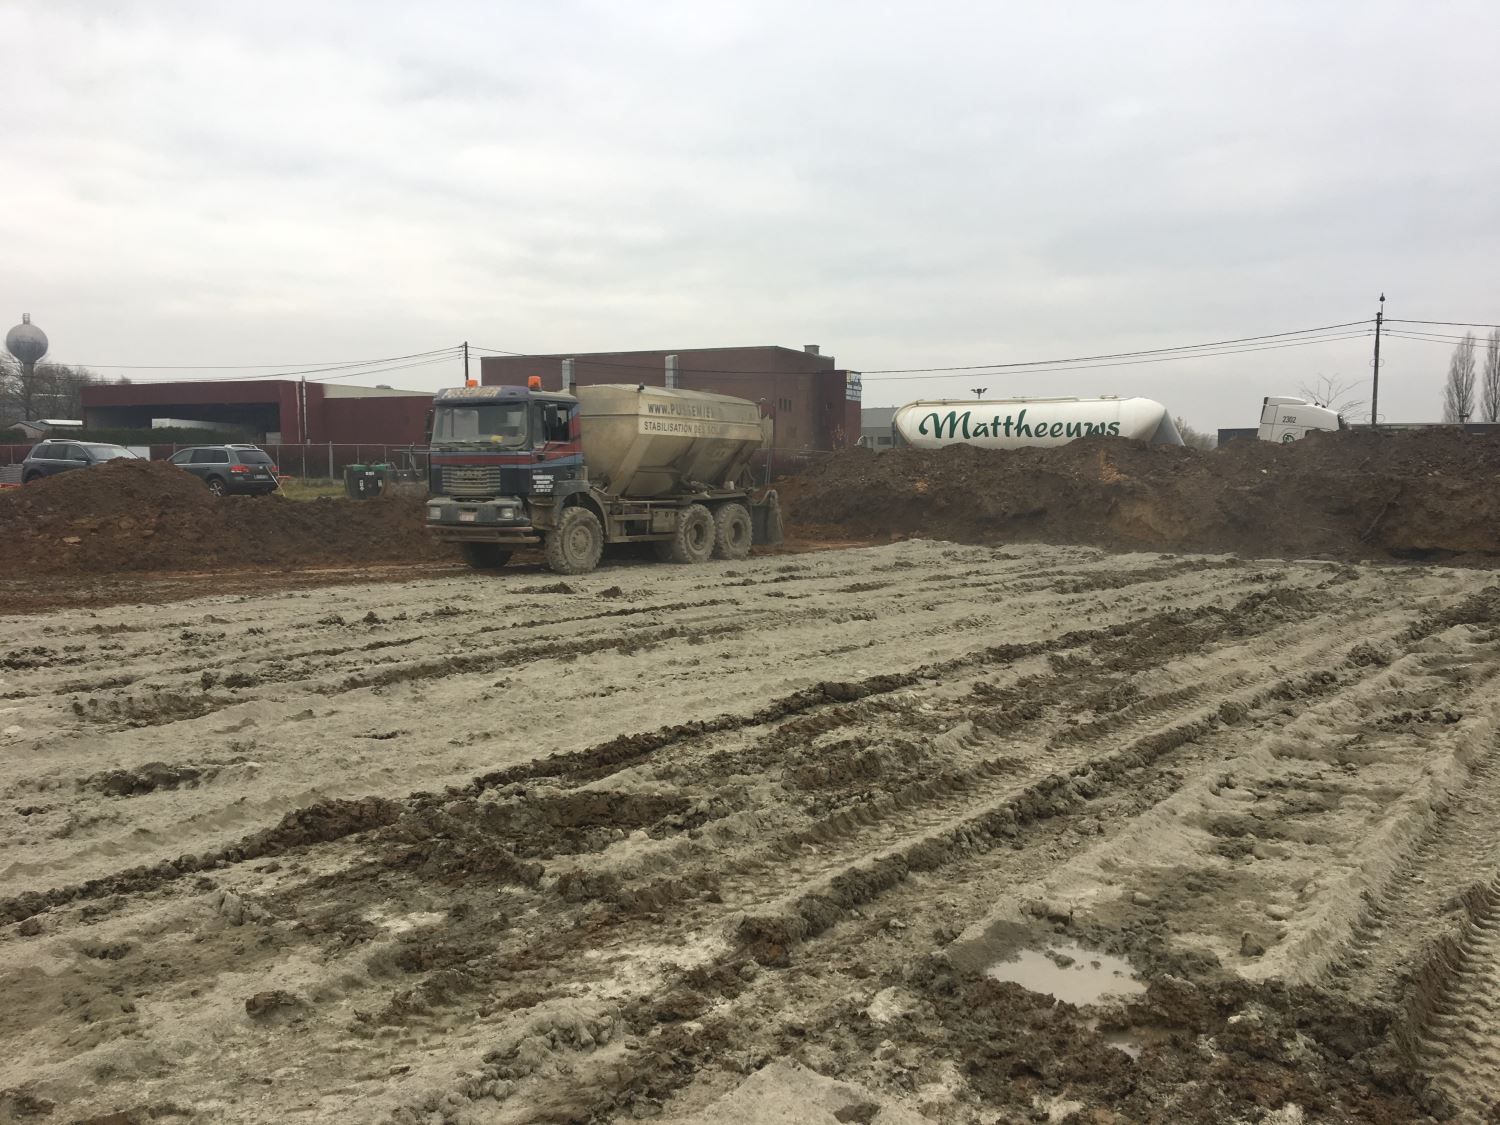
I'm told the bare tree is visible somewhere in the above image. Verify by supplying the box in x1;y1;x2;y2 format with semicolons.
1443;333;1478;423
36;363;102;420
0;360;102;424
0;355;18;427
1298;375;1366;419
1481;329;1500;424
1173;416;1217;450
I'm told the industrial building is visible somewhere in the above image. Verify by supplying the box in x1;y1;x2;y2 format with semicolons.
80;380;432;445
480;345;862;455
858;406;899;449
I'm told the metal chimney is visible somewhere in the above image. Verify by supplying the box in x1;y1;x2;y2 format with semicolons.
665;354;679;389
562;358;575;394
803;344;820;355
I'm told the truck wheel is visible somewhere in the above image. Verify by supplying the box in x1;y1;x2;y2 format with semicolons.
658;503;714;564
459;543;513;570
23;471;41;484
544;507;604;575
713;502;753;560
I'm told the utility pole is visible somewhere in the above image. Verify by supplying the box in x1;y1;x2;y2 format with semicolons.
1370;294;1384;427
463;341;470;386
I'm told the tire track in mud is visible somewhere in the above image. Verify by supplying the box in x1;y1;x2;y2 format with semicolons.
0;552;1291;906
375;611;1440;1124
359;589;1432;1121
4;557;1484;1125
0;628;1097;925
13;557;1256;730
1404;873;1500;1119
1329;728;1500;1007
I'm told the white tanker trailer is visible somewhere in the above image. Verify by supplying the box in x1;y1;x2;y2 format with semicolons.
891;396;1183;450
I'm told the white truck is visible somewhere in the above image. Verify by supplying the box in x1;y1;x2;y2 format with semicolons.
1257;396;1344;443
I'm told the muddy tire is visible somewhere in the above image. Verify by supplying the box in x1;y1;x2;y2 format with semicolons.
544;507;604;575
459;543;513;570
656;503;714;564
713;502;753;560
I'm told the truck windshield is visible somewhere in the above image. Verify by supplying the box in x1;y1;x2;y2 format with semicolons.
432;403;528;447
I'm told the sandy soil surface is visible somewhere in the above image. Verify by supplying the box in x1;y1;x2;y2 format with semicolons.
3;542;1499;1123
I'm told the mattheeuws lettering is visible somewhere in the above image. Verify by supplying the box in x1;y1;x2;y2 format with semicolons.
911;410;1122;444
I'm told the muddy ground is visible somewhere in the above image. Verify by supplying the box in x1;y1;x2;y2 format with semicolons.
780;427;1500;562
4;542;1500;1123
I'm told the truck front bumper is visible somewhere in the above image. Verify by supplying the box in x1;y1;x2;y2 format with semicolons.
425;496;541;545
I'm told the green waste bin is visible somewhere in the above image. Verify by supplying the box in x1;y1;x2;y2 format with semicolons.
343;464;384;500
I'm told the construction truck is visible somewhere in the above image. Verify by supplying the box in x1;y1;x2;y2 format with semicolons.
425;380;783;575
1257;396;1344;443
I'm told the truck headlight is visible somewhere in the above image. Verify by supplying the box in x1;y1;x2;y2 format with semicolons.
428;506;442;519
499;506;515;519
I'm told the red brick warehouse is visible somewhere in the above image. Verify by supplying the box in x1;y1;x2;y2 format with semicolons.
479;345;863;458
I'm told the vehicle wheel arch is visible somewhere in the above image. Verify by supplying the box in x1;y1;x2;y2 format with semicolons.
559;489;607;527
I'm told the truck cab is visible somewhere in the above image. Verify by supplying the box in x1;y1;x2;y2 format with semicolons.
428;382;581;506
1258;396;1344;444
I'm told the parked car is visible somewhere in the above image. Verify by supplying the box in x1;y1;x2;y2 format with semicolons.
167;445;280;496
21;441;140;482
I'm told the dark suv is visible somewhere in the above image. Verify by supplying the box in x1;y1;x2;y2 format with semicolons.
21;441;140;482
168;445;280;496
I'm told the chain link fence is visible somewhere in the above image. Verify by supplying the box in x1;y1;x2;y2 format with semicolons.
1;442;429;483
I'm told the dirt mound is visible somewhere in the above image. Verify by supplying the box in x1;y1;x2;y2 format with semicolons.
780;428;1500;561
0;459;454;575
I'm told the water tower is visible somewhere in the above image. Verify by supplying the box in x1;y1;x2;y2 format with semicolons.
5;313;50;385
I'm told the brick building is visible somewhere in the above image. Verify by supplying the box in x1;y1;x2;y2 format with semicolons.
479;345;863;455
80;380;432;445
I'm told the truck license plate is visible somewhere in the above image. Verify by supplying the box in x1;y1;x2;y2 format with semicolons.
458;511;476;523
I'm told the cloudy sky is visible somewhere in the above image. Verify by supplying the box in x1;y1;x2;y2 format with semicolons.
4;0;1500;428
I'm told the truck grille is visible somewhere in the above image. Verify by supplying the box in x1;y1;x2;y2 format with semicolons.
441;465;505;497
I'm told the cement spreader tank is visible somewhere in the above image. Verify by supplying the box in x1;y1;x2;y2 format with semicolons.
892;396;1182;450
574;384;770;498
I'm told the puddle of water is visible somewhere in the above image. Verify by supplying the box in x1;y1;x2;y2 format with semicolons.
985;941;1146;1007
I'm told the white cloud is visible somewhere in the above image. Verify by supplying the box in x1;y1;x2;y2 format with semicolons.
3;0;1500;426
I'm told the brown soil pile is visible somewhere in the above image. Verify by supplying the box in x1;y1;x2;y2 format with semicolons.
780;428;1500;562
0;459;454;575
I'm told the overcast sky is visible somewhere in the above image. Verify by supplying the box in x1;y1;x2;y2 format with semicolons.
5;0;1500;429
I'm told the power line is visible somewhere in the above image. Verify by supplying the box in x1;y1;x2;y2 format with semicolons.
1387;318;1500;330
1382;331;1491;348
862;331;1374;381
859;320;1373;375
65;345;463;373
69;346;464;383
470;321;1372;380
119;353;465;385
1380;328;1496;345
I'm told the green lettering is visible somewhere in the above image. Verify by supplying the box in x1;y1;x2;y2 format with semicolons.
972;421;991;437
1013;409;1032;438
1108;421;1121;436
1049;422;1066;437
1065;422;1082;438
919;411;968;439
